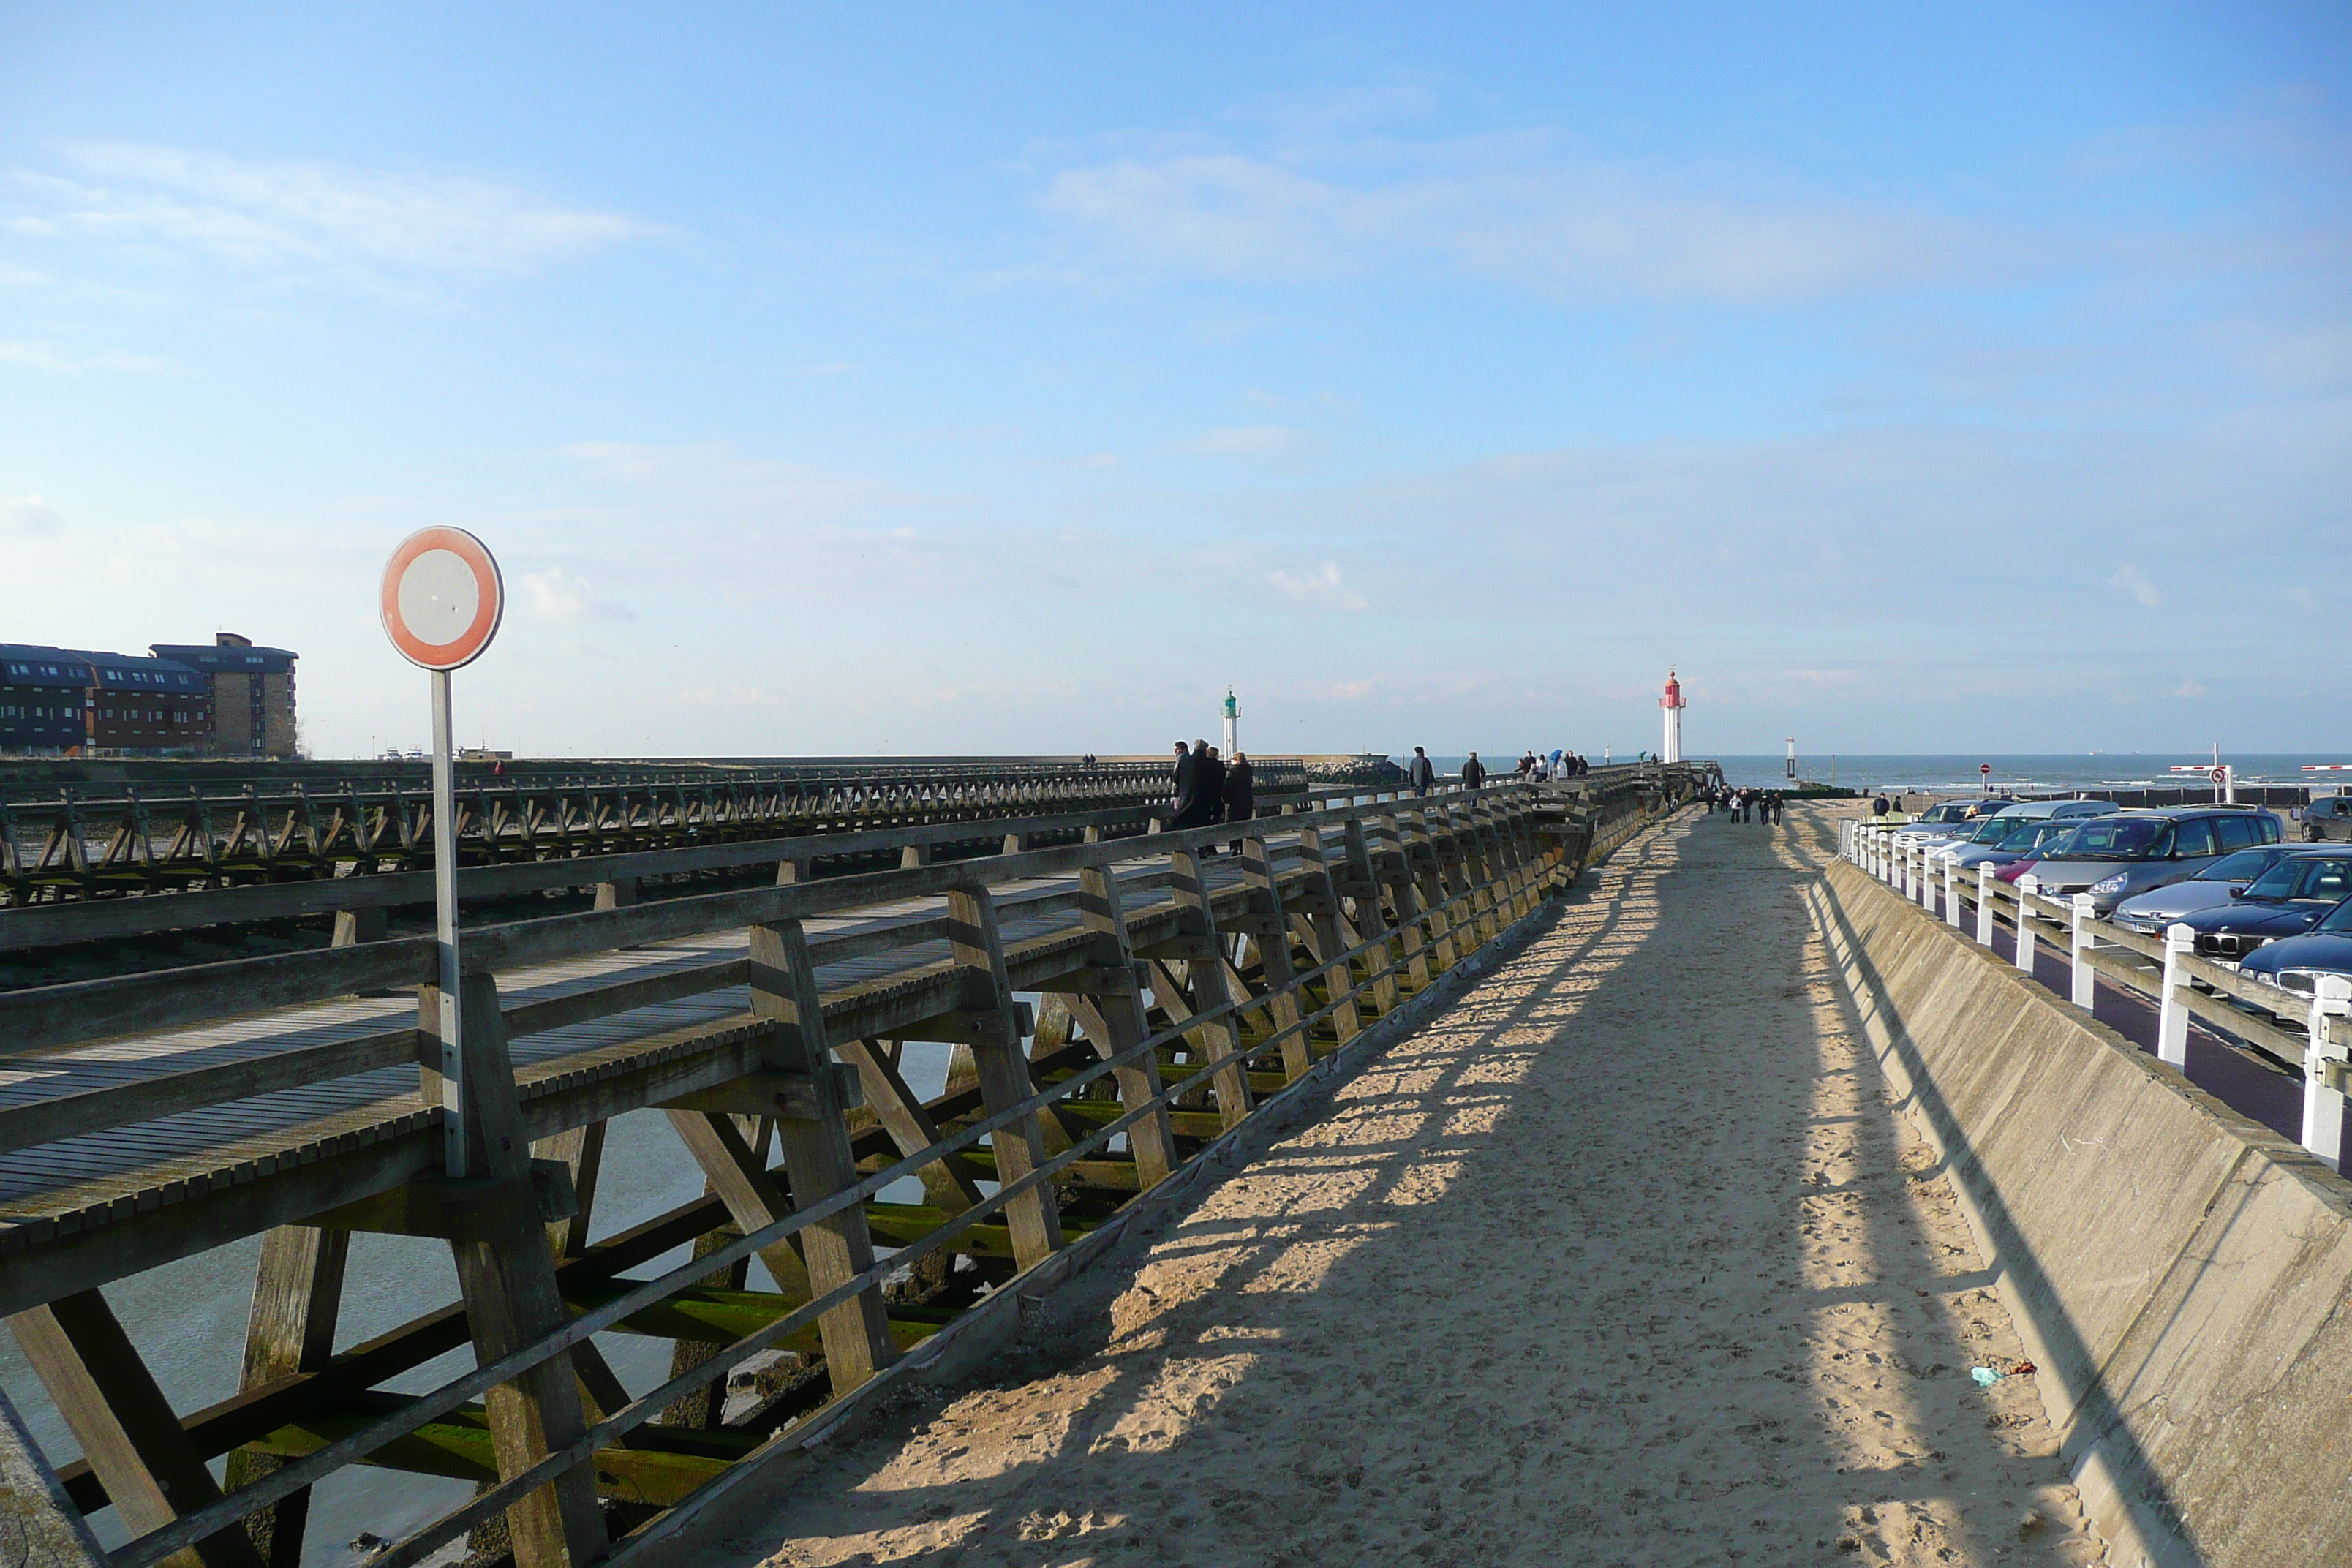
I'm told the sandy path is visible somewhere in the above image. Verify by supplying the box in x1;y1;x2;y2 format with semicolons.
687;803;2108;1568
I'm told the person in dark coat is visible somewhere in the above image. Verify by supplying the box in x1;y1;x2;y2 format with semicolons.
1171;740;1206;827
1194;744;1227;851
1872;792;1891;819
1461;751;1487;790
1224;751;1255;851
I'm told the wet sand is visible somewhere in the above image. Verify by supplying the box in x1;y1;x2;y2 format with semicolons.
684;802;2109;1567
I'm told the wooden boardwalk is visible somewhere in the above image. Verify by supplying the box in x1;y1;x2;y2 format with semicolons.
0;769;1711;1568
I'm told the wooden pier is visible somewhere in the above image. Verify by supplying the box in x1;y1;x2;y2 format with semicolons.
0;763;1711;1568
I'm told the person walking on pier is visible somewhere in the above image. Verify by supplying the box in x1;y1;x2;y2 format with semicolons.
1224;750;1255;852
1872;791;1891;820
1194;744;1228;851
1406;747;1436;796
1461;751;1487;791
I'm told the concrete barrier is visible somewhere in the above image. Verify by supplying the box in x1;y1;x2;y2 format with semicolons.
1810;856;2352;1568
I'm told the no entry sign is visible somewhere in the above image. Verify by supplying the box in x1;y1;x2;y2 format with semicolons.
381;527;503;670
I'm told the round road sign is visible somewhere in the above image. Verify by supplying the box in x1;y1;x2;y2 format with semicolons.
2211;765;2229;785
381;527;503;671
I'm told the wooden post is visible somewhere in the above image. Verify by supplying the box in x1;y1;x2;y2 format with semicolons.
430;973;608;1568
1290;824;1364;1047
1340;819;1403;1015
740;917;899;1394
1236;833;1313;1081
1065;857;1178;1186
1373;810;1435;991
330;905;387;946
1157;847;1256;1127
222;1225;350;1568
7;1289;265;1568
943;886;1066;1268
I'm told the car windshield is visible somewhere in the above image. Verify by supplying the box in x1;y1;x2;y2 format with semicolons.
2319;897;2352;935
2030;820;2084;848
1973;816;2027;844
2193;849;2276;883
2244;862;2304;900
2054;818;2168;860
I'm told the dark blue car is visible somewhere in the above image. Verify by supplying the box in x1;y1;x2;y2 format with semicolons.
2237;894;2352;1000
2182;852;2352;962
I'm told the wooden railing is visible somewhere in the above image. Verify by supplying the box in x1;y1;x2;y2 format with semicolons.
1;770;1706;1568
1842;820;2352;1169
0;759;1310;907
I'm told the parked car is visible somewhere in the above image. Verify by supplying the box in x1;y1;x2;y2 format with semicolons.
2111;843;2311;933
1933;801;2114;867
1946;813;2110;873
2239;897;2352;998
2303;794;2352;843
2003;806;2285;914
2177;851;2352;963
1891;798;2019;842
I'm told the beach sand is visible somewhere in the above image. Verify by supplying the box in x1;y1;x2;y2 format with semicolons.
682;802;2108;1567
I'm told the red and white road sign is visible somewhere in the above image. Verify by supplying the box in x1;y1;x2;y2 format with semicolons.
380;527;503;671
2211;765;2229;785
1980;764;1991;777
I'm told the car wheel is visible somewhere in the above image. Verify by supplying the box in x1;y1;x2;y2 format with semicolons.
2309;825;2325;842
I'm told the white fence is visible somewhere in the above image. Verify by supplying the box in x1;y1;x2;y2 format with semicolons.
1840;819;2351;1170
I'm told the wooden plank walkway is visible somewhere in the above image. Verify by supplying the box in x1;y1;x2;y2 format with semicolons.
0;843;1273;1224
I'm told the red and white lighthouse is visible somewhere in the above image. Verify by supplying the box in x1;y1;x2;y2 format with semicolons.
1659;670;1686;764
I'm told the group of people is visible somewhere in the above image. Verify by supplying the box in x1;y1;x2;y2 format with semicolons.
1168;739;1254;849
1515;749;1592;781
1708;785;1785;825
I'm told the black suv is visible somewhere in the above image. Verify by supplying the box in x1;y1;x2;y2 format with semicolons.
2304;794;2352;843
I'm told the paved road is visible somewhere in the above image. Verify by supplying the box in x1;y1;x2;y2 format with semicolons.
668;804;2110;1568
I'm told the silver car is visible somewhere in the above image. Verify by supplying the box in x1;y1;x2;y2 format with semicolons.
2018;807;2285;916
1891;798;2018;843
2110;843;2321;933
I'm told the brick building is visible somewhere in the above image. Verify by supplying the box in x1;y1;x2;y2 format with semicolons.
0;633;298;757
148;634;301;758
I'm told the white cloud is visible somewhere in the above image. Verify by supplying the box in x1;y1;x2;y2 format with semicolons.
0;494;64;537
1036;137;2005;301
1186;423;1307;457
1267;560;1368;611
2109;562;2163;608
520;566;635;623
9;143;652;292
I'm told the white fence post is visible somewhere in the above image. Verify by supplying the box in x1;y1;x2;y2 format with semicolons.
1975;861;1996;947
2070;893;2097;1013
2302;976;2351;1171
1899;838;1914;900
2155;923;2192;1067
1915;843;1932;909
1943;856;1961;927
2014;875;2040;974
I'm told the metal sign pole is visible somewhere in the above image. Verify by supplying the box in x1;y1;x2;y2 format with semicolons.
431;666;466;1175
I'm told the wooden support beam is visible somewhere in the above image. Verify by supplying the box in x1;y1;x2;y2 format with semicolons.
329;906;387;948
1342;819;1403;1015
532;1120;606;1264
1374;810;1436;991
835;1039;988;1213
745;918;900;1396
655;1065;861;1120
1158;848;1254;1129
431;973;608;1568
1235;834;1313;1082
943;886;1066;1269
1290;826;1364;1046
1068;859;1177;1189
303;1162;575;1241
7;1289;265;1568
222;1226;347;1568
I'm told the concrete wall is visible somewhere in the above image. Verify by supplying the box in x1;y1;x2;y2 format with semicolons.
1810;857;2352;1568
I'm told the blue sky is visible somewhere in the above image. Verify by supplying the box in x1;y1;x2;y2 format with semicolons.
2;3;2347;761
